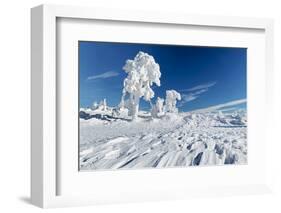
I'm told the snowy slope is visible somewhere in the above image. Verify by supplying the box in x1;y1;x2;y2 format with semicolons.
79;109;247;170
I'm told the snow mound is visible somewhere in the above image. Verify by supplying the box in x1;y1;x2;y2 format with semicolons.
79;110;247;170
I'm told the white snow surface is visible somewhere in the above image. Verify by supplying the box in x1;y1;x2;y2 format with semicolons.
79;109;247;170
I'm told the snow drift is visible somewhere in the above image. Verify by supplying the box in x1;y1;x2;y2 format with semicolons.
79;108;247;170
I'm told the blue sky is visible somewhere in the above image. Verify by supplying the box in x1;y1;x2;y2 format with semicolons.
79;41;247;112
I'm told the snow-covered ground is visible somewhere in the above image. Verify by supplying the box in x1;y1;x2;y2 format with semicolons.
79;108;247;170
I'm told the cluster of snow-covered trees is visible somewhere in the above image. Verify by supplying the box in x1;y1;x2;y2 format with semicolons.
120;51;181;120
92;51;182;120
92;99;107;111
151;90;181;118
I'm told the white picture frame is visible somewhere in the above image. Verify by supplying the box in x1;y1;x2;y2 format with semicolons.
31;4;274;208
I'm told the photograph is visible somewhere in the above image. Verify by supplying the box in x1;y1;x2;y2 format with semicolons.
78;41;247;171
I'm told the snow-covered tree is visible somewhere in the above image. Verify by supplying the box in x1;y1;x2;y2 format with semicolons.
98;99;107;111
164;90;181;113
151;97;164;118
98;100;103;110
103;99;107;111
122;51;161;120
91;101;98;110
119;93;125;110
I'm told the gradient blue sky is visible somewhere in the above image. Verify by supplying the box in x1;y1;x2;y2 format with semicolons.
79;41;247;112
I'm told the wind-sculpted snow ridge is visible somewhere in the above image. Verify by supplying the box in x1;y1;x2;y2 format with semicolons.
79;109;247;170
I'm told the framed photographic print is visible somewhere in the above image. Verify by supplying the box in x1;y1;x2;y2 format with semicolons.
31;4;274;208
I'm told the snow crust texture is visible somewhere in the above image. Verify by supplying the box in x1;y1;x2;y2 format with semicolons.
79;109;247;170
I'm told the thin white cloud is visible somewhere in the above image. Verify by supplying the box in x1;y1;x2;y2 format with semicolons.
182;81;217;92
181;94;197;102
181;88;208;104
179;82;216;105
87;71;119;80
190;99;247;113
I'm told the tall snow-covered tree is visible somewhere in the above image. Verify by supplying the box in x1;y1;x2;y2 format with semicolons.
98;99;107;111
103;99;107;111
151;97;165;118
122;51;161;120
165;90;181;113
